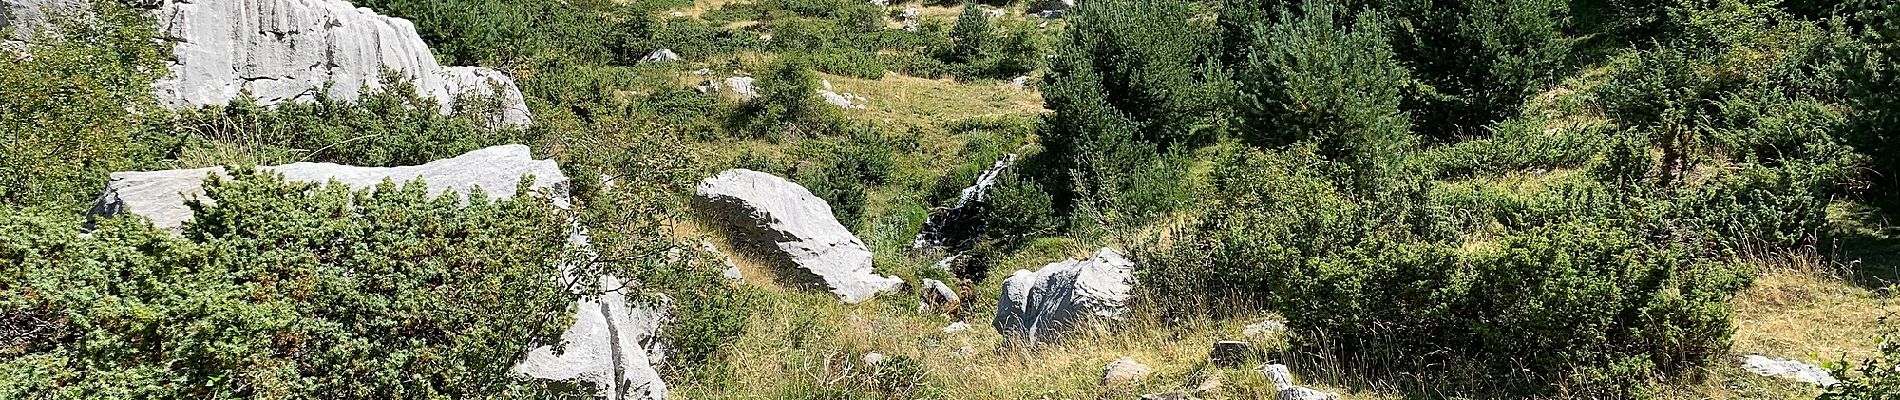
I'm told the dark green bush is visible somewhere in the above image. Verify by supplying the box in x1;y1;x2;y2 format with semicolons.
1389;0;1573;140
168;73;530;168
735;57;840;138
0;170;574;398
1235;0;1413;193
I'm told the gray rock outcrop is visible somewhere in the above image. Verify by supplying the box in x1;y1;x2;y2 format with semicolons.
692;169;903;303
91;144;568;232
639;48;680;63
993;247;1134;343
88;145;666;399
3;0;531;126
1742;354;1838;387
515;276;671;400
1262;363;1337;400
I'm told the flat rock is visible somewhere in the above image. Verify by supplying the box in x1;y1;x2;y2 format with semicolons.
691;169;902;303
993;247;1134;343
1101;357;1152;386
1742;354;1838;387
91;144;567;232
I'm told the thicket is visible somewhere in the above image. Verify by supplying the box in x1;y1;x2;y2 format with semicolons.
1014;0;1877;395
0;0;170;209
0;172;575;398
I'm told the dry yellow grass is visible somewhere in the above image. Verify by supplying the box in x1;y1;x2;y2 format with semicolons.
819;71;1047;129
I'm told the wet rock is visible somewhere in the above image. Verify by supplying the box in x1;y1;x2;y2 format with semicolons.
994;248;1134;343
692;169;902;303
913;154;1016;251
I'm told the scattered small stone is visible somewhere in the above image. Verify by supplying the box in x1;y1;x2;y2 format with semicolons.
722;266;744;281
900;8;920;20
1007;76;1030;90
941;322;970;333
1210;340;1258;367
1742;354;1839;387
1140;392;1191;400
862;352;887;366
1102;357;1153;386
954;346;974;357
694;68;713;76
670;11;685;17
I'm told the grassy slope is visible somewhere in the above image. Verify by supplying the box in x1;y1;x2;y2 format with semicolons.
652;3;1894;399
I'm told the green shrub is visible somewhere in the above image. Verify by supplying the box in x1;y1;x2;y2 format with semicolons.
948;2;991;63
1235;0;1414;193
1844;0;1900;192
0;170;574;398
0;0;171;208
1390;0;1573;140
167;73;530;168
736;57;840;138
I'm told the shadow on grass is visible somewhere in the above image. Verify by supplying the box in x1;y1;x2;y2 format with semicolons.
1830;198;1900;289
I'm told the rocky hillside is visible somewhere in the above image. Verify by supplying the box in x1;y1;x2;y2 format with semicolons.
4;0;1900;399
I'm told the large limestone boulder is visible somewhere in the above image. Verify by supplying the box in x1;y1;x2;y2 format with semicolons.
2;0;531;126
993;247;1134;343
91;144;568;232
89;145;666;399
515;276;671;400
692;169;902;303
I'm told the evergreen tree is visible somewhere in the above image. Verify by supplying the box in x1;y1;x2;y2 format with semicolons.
949;2;991;63
1235;0;1413;193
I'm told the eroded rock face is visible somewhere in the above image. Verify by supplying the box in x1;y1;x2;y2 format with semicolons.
692;169;903;303
515;276;671;400
3;0;531;126
89;145;665;399
91;144;568;232
993;247;1134;343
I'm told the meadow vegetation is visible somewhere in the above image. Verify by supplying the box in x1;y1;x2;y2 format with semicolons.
6;0;1900;398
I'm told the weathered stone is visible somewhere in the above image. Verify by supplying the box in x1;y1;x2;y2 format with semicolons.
1210;340;1258;367
920;278;960;313
4;0;531;126
1139;392;1190;400
1243;319;1287;339
639;48;681;63
820;90;866;109
1277;386;1337;400
941;322;970;333
1742;354;1839;387
1261;364;1294;389
862;351;887;366
1195;374;1225;395
692;169;903;303
723;76;757;98
91;144;568;232
515;277;671;400
1101;357;1152;386
993;247;1134;343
